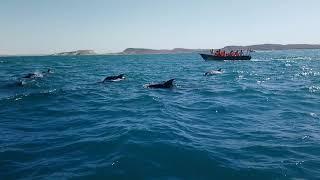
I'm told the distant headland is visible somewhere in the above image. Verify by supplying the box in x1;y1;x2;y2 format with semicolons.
52;50;96;56
102;44;320;56
4;44;318;57
114;44;320;55
109;48;208;55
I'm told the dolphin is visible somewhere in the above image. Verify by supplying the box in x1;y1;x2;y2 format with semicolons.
16;80;27;87
42;69;52;74
23;73;37;79
103;74;125;82
22;69;52;79
204;68;223;76
23;72;44;79
147;79;175;89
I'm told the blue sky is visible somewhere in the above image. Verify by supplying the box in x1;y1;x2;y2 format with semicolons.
1;0;319;54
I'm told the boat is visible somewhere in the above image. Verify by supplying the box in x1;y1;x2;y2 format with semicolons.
200;53;251;61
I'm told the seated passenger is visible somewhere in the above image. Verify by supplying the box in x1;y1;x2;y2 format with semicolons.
240;50;244;56
215;49;221;56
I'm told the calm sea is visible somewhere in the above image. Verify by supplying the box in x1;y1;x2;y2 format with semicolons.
0;50;320;179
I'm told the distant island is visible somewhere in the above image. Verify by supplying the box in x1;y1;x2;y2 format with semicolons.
50;44;320;56
111;48;208;55
52;50;96;56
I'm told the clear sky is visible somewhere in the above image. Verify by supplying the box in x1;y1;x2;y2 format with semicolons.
1;0;319;54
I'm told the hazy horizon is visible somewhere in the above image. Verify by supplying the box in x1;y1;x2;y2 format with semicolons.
1;0;320;55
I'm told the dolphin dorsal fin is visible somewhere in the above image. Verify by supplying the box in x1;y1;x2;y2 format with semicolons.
164;79;175;86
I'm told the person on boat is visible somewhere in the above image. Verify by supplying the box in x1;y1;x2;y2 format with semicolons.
240;50;244;56
235;50;240;56
221;50;226;57
215;49;221;56
229;50;234;56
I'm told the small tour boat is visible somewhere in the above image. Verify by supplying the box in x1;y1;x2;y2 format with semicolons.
200;53;252;61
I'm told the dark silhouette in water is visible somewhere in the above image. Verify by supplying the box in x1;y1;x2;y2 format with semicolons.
23;69;52;79
204;68;223;76
102;74;125;82
147;79;175;89
16;69;53;87
7;80;26;87
23;73;37;79
42;69;52;74
17;81;23;86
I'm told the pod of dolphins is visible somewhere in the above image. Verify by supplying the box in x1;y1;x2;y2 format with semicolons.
18;68;223;89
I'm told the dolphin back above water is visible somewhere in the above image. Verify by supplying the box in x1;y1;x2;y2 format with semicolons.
23;73;42;79
147;79;175;89
204;68;223;76
23;69;52;79
103;74;125;82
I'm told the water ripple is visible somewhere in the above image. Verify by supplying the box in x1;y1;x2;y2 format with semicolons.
0;51;320;179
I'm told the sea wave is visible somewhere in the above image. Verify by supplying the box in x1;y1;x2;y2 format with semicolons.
0;51;320;179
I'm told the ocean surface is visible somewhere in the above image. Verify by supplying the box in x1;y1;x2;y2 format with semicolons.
0;50;320;179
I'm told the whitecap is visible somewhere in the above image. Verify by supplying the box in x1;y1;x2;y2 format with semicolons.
15;97;22;101
310;112;318;118
40;89;57;94
302;135;311;140
309;86;320;93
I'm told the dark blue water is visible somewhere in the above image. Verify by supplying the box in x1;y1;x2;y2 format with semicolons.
1;50;320;179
